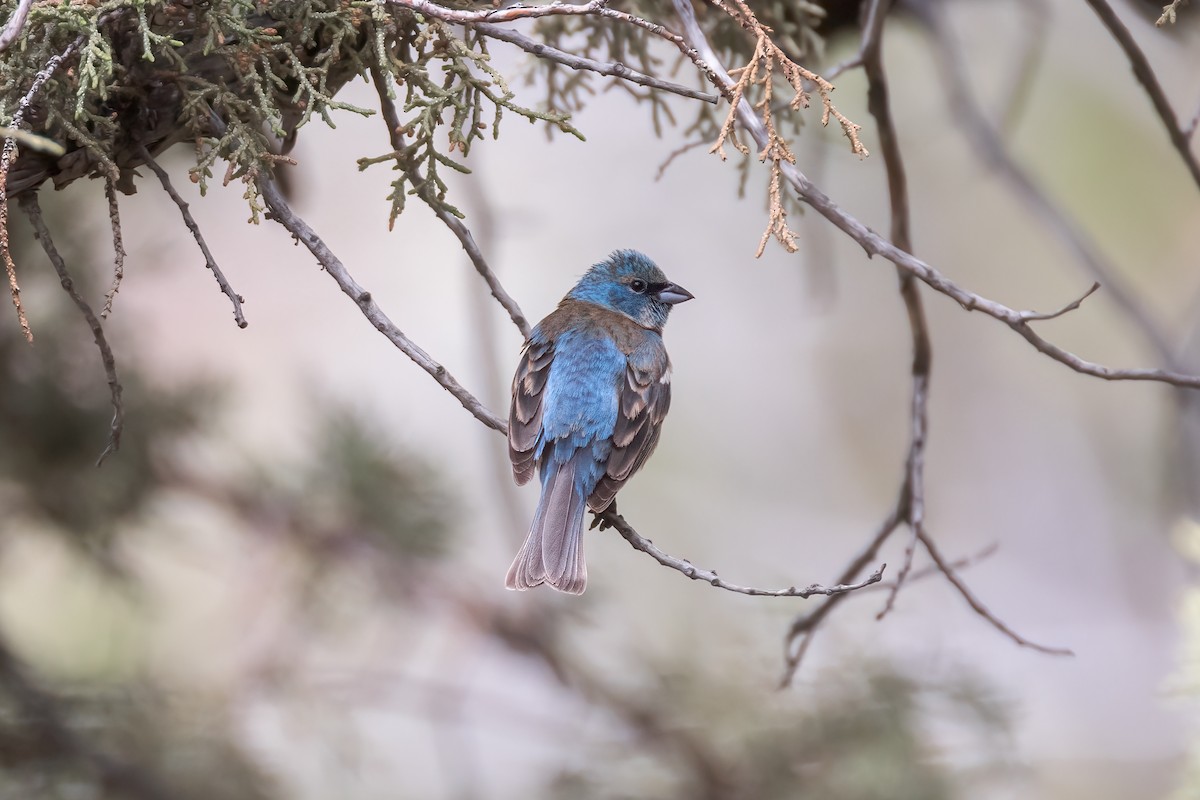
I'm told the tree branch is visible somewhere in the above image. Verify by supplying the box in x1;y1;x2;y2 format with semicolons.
383;0;733;101
671;0;1200;391
138;146;248;329
256;170;509;432
1081;0;1200;193
475;22;719;106
20;192;123;466
2;32;93;341
0;0;33;54
918;528;1074;656
597;508;886;598
860;0;930;623
367;63;531;340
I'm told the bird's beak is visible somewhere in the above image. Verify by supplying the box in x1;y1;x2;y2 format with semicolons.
655;282;695;305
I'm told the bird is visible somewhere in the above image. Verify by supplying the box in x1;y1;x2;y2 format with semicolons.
505;250;693;594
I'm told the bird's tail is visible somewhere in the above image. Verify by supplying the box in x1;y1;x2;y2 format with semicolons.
505;456;588;594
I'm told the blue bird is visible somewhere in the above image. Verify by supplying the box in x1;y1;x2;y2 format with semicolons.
506;250;693;594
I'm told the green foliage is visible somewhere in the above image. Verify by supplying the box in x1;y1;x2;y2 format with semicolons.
0;0;584;222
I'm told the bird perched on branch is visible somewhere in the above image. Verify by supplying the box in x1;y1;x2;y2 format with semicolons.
506;250;693;594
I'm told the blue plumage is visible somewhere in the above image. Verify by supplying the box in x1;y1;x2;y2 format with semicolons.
506;250;693;594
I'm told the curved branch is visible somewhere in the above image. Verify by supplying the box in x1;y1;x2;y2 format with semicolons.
367;64;531;340
1082;0;1200;193
672;0;1200;391
475;22;719;105
139;146;248;329
21;192;123;465
255;172;509;433
597;508;886;598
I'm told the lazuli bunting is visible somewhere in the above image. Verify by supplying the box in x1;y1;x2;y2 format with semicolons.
506;250;693;594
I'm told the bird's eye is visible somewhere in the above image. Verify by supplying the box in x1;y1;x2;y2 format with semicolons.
630;279;648;294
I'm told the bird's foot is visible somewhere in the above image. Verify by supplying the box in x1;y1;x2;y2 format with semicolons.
589;501;618;531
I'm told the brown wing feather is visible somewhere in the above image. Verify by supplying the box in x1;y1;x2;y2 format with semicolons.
509;339;554;485
587;351;671;511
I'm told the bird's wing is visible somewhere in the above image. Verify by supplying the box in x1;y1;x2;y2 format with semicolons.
509;336;554;485
587;339;671;512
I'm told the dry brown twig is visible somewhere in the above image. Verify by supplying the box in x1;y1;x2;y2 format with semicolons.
1157;0;1190;25
705;0;867;255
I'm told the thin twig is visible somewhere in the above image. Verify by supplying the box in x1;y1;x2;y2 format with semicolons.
0;0;34;54
654;139;708;181
101;176;125;318
0;167;27;341
255;170;509;432
780;505;905;687
913;0;1178;364
475;22;719;105
138;146;248;329
1000;0;1049;135
1018;282;1102;322
385;0;733;101
367;65;531;339
598;508;886;598
671;0;1200;391
1082;0;1200;193
20;193;123;465
918;529;1074;656
1;34;91;341
857;0;932;624
863;543;1000;594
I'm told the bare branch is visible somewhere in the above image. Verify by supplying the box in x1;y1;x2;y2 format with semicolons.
597;508;886;598
367;65;531;340
1082;0;1200;192
20;192;123;466
671;0;1200;391
384;0;732;100
857;0;931;623
386;0;611;24
0;0;33;54
654;139;708;180
1018;282;1101;322
780;506;904;687
101;176;125;318
1000;0;1050;134
255;171;509;433
475;22;719;105
138;146;248;329
918;529;1074;656
864;543;1000;593
914;0;1179;365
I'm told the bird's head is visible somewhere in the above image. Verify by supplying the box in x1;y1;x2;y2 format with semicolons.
567;250;694;330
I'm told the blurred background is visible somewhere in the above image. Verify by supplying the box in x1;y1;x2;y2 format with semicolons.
3;0;1200;797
